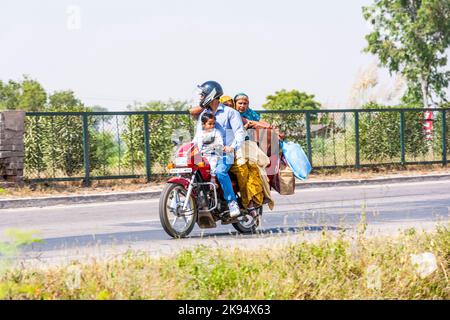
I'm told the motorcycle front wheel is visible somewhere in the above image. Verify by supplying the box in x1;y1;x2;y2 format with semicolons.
232;207;262;234
159;183;197;238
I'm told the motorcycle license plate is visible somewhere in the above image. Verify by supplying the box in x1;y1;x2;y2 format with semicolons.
169;168;192;174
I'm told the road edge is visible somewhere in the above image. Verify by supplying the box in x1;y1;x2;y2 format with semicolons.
2;173;450;209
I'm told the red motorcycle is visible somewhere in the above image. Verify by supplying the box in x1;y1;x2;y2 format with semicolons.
159;142;262;238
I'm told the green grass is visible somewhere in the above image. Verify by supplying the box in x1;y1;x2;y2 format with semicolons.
0;225;448;299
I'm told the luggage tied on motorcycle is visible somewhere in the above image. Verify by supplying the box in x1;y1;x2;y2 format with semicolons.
270;152;296;195
280;141;312;181
244;119;286;141
246;127;292;195
246;127;279;179
234;140;275;210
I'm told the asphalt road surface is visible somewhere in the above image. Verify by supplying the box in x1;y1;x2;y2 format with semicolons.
1;179;449;267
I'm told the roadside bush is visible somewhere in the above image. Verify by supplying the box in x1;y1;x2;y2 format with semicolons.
24;106;111;178
24;116;48;175
89;131;119;176
433;108;450;157
359;103;427;162
121;101;192;172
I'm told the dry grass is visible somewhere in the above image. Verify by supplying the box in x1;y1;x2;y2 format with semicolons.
308;164;450;181
0;225;448;300
0;179;160;199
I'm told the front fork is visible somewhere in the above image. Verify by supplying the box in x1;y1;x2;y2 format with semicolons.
182;174;196;211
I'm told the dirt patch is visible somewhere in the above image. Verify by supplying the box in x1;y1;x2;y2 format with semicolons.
308;164;450;181
1;164;449;199
0;179;157;199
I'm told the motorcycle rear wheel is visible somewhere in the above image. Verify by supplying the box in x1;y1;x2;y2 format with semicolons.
159;183;197;238
232;207;262;234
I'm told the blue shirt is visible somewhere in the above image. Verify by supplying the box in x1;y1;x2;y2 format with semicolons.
194;104;247;156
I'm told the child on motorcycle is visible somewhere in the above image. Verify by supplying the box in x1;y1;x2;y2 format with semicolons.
193;113;224;187
219;95;235;108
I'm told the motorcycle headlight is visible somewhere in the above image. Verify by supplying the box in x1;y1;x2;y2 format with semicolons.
175;156;188;167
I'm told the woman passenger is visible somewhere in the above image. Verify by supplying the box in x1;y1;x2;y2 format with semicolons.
230;93;274;217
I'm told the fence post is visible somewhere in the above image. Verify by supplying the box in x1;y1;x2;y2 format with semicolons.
143;113;151;182
0;111;25;187
355;111;360;169
306;112;312;166
82;113;90;187
400;111;405;165
442;109;447;166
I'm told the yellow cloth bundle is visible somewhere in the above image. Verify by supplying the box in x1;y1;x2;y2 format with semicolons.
233;140;275;210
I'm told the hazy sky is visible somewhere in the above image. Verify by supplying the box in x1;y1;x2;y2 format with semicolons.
0;0;415;110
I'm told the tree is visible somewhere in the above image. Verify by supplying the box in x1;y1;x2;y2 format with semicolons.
263;89;321;111
262;89;321;144
363;0;450;108
47;90;84;111
18;77;47;111
348;61;407;107
0;76;47;111
0;80;20;110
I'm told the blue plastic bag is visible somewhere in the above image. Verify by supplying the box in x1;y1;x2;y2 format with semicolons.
280;141;312;180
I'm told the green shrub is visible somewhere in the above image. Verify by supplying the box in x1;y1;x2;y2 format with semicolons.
359;103;427;162
121;101;193;172
433;108;450;156
24;110;112;178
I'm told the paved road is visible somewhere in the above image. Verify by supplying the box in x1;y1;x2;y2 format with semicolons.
1;179;449;266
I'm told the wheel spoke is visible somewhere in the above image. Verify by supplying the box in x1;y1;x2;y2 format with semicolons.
171;216;179;227
169;193;177;213
238;214;255;228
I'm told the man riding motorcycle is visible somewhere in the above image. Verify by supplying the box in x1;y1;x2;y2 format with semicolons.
193;80;247;218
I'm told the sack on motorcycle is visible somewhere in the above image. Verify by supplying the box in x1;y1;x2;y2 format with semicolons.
270;154;295;195
280;141;312;180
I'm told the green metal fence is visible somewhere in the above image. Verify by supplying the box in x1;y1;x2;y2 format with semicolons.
24;108;449;184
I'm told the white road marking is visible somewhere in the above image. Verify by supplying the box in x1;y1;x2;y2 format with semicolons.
297;178;450;192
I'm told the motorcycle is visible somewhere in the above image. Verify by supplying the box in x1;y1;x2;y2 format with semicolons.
159;142;262;238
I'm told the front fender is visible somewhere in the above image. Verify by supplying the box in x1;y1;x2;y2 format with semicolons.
167;177;191;190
